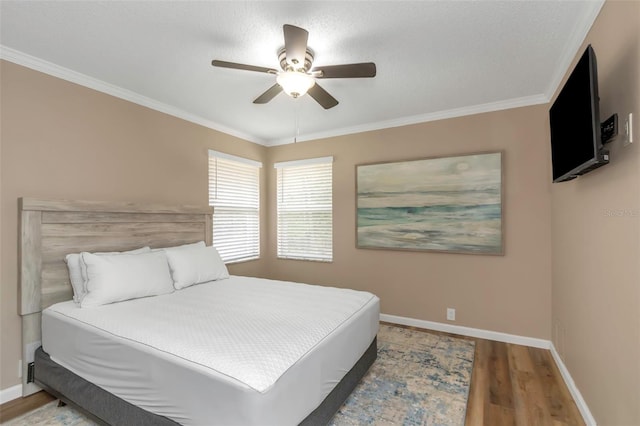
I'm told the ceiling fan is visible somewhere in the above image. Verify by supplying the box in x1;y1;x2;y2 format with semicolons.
211;24;376;110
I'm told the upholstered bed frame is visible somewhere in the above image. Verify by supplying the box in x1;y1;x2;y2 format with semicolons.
18;197;376;425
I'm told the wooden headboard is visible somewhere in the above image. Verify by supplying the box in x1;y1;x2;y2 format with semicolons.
18;198;213;395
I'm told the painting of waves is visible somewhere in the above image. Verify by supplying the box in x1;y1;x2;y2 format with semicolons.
357;152;503;254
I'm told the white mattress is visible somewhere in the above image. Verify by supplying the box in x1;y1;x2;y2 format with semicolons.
42;276;379;426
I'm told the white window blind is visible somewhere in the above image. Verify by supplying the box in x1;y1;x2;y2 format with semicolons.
208;150;261;263
275;157;333;262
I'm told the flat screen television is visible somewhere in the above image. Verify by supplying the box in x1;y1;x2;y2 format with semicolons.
549;44;609;183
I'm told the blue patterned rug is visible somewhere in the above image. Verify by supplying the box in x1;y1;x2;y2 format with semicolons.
6;324;475;425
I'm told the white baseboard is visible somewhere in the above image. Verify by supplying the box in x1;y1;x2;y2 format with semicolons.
0;384;22;405
549;343;597;426
380;313;551;349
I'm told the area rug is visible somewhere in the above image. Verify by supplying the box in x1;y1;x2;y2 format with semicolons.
5;324;475;426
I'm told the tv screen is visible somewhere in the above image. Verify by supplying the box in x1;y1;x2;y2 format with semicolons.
549;45;608;183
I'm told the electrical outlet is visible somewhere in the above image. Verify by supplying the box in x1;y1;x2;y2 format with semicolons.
623;112;634;146
446;308;456;321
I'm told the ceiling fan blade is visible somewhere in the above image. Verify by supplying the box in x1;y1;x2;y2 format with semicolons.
253;84;283;104
307;83;339;109
314;62;377;78
283;25;308;68
211;60;277;74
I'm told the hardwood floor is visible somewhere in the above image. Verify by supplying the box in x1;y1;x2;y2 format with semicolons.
0;326;584;425
465;339;584;426
0;389;55;423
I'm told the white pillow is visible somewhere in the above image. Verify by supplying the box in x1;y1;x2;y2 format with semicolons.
80;251;174;308
79;246;151;296
164;245;229;290
65;246;151;303
65;253;86;303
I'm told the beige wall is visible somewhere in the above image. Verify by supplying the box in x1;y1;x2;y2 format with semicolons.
550;1;640;425
266;105;552;340
0;61;269;390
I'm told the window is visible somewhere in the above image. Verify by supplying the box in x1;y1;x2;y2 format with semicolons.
275;156;333;262
208;150;261;263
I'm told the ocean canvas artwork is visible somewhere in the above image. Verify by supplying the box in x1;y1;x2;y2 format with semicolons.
357;152;503;254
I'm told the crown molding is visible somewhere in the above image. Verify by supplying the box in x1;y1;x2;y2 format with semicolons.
6;18;606;150
0;45;266;146
266;94;548;146
544;0;605;101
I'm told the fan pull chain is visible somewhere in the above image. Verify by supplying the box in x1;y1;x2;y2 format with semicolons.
294;100;300;143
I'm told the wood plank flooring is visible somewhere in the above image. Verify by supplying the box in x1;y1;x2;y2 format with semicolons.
464;335;583;425
0;389;55;423
0;324;585;425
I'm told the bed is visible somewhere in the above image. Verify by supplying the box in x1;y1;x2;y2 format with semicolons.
18;198;379;425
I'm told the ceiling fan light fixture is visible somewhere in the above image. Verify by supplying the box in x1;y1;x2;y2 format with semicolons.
212;24;375;109
276;71;315;98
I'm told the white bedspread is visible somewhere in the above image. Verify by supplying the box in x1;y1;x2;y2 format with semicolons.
43;276;379;425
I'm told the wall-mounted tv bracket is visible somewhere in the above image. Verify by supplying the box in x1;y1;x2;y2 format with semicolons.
601;113;618;144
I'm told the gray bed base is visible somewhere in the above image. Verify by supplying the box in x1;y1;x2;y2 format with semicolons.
34;337;377;426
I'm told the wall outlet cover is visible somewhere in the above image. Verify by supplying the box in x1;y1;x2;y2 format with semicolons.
446;308;456;321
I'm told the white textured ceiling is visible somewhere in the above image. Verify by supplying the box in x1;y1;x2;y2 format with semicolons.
0;1;603;146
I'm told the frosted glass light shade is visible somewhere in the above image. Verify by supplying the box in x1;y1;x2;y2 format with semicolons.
276;71;315;98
